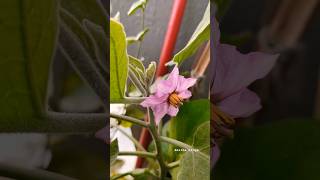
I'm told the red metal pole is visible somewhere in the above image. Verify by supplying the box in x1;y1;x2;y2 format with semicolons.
136;0;187;168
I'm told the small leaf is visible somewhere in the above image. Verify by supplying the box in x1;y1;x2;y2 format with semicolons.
110;19;129;101
113;11;120;22
127;28;149;45
171;3;210;65
129;55;145;73
146;61;156;87
110;139;119;165
127;0;147;16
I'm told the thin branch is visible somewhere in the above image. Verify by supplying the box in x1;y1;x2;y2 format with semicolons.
167;160;180;169
110;97;145;104
110;113;148;127
118;151;156;159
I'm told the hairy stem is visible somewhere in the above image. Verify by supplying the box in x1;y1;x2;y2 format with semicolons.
110;113;148;127
118;151;156;159
167;160;180;169
147;108;167;179
137;9;145;58
110;97;145;104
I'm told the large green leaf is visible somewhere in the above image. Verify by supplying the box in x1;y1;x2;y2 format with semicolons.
173;122;210;180
168;99;210;144
110;19;129;101
163;100;210;172
0;0;57;131
171;3;210;65
214;120;320;180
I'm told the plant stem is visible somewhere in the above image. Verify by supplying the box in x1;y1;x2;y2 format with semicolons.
147;108;167;179
118;151;156;159
167;160;180;169
159;136;193;149
137;9;145;58
110;97;145;104
110;113;148;127
116;126;147;151
159;136;209;160
111;172;131;180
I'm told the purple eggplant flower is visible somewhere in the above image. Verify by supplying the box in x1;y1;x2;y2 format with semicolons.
141;66;197;124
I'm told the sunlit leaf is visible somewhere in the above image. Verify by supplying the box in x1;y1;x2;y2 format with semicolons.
127;28;149;45
110;19;129;101
171;3;210;65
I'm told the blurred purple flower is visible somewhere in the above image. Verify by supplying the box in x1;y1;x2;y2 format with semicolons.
211;14;279;168
141;66;197;124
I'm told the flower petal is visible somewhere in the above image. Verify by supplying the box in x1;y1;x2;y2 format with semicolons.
167;105;179;116
178;90;192;99
152;102;169;125
213;44;278;101
217;88;261;118
211;140;220;169
176;76;197;92
156;66;180;94
141;94;168;107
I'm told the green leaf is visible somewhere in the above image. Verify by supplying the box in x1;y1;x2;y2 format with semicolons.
110;19;129;101
129;55;145;73
171;3;210;65
146;61;156;87
214;120;320;180
110;139;119;165
168;99;210;144
172;122;210;180
127;0;147;16
0;0;57;131
127;28;149;45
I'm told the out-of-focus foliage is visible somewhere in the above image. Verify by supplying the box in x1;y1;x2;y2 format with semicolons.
214;120;320;180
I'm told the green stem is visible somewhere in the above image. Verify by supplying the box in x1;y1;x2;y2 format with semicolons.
159;136;193;150
159;136;209;160
147;108;167;179
116;126;146;151
111;172;131;180
167;160;180;169
110;97;145;104
110;113;148;127
137;9;145;58
118;151;156;159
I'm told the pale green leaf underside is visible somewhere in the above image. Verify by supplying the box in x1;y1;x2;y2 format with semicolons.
127;28;149;45
171;3;210;65
110;19;128;101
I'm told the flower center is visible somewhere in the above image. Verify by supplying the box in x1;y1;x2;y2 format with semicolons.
168;92;183;107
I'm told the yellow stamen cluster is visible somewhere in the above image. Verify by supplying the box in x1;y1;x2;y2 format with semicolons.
168;92;183;107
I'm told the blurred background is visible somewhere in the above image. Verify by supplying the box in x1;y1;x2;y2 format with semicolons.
213;0;320;179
